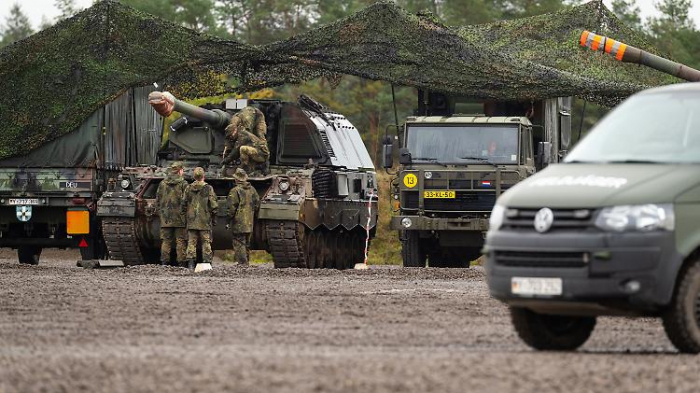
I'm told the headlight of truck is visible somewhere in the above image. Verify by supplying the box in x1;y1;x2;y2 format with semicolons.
489;205;505;231
595;204;674;232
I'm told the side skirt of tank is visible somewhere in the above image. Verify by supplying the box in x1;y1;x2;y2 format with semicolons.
263;220;368;269
101;217;146;266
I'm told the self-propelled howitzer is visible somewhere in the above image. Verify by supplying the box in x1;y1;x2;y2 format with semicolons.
580;30;700;82
97;93;378;269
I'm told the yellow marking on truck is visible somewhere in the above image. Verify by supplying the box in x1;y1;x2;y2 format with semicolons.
404;173;418;188
424;191;456;199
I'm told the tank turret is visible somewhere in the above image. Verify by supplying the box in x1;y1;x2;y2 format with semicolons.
580;30;700;82
149;91;231;130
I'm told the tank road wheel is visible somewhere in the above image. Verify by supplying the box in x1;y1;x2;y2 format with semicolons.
17;246;41;265
662;260;700;353
510;307;596;351
402;231;426;268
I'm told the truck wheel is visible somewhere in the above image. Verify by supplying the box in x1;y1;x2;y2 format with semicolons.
401;231;426;267
510;307;596;351
18;246;41;265
662;260;700;353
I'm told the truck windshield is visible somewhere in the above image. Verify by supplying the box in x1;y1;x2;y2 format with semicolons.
565;92;700;164
406;125;519;164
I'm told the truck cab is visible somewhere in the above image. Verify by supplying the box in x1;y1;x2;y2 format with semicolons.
389;115;536;267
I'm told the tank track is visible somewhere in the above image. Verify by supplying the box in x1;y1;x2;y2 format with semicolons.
265;220;366;269
101;218;145;266
265;220;308;268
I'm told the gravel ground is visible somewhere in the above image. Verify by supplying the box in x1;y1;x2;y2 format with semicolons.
0;249;697;393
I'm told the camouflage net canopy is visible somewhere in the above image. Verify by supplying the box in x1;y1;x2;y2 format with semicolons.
0;0;673;161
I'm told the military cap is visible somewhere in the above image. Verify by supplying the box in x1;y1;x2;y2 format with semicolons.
233;168;248;182
193;167;205;180
169;162;183;172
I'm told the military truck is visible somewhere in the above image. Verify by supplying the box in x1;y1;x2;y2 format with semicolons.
0;86;161;264
97;94;378;269
485;33;700;353
384;91;571;267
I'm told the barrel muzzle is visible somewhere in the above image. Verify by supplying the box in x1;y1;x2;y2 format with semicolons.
149;91;176;117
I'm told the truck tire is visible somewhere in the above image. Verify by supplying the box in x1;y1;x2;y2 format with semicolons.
662;260;700;353
510;307;596;351
18;246;41;265
401;231;426;267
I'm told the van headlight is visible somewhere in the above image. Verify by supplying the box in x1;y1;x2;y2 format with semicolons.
489;205;506;231
595;204;674;232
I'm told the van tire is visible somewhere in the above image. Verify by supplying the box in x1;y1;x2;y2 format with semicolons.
662;260;700;354
511;307;596;351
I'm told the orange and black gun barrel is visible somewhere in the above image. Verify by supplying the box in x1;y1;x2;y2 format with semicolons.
580;30;700;82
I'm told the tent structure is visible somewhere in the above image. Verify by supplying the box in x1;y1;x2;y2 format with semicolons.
0;0;675;161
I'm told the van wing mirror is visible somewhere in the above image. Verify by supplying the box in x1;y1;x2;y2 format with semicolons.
382;136;394;169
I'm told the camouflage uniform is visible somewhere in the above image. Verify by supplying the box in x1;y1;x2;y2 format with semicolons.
181;168;218;266
223;106;270;175
226;169;260;266
223;129;270;175
155;163;188;266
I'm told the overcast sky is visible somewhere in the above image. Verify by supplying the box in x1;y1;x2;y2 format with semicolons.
1;0;699;30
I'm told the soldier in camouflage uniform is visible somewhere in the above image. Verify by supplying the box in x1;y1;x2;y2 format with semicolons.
181;167;218;269
222;106;270;175
155;162;188;266
226;168;260;266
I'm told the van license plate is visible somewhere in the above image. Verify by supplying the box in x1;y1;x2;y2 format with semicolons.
9;198;40;205
511;277;562;296
423;191;456;198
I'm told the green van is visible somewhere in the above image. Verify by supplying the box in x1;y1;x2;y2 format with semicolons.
485;83;700;353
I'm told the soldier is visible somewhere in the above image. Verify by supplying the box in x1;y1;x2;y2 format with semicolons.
155;162;188;266
236;105;267;139
181;167;218;269
226;168;260;266
222;120;270;175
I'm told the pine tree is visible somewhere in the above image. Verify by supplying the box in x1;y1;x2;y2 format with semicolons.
0;3;34;48
611;0;642;30
55;0;82;21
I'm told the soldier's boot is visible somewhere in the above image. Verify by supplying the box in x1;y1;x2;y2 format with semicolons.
187;259;196;270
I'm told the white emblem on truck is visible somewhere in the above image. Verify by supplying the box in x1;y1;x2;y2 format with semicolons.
534;207;554;233
16;206;32;222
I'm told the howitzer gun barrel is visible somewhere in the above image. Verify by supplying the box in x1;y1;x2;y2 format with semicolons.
148;91;231;129
580;30;700;82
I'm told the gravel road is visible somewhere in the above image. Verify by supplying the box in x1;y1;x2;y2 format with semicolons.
0;249;697;393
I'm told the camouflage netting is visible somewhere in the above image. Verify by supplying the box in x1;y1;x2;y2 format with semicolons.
0;0;674;160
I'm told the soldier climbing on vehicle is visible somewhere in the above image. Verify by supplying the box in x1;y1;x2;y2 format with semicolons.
155;162;188;266
181;167;218;270
226;168;260;266
222;106;270;176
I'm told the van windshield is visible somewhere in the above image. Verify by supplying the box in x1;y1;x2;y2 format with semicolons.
406;125;519;164
565;92;700;164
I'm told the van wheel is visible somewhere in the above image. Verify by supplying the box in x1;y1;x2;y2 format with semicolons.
510;307;596;351
401;231;426;267
18;246;41;265
662;260;700;353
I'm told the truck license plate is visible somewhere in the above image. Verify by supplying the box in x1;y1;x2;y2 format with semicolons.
511;277;562;296
8;198;40;205
423;191;456;199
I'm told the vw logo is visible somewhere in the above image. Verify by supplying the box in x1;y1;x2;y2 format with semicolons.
16;205;32;222
534;207;554;233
